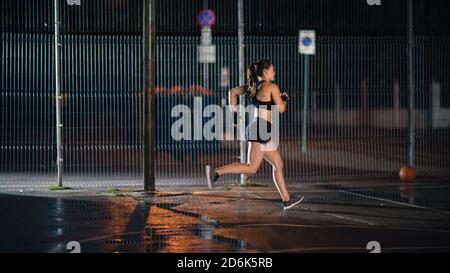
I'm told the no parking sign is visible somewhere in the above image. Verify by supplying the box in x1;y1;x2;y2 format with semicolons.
299;30;316;55
197;9;216;28
197;9;216;63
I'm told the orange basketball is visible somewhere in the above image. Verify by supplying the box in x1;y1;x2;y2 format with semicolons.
399;165;417;182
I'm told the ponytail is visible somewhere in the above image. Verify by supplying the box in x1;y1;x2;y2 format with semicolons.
245;62;260;99
244;59;273;100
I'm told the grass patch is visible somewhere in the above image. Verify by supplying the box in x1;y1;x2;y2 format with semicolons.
114;193;128;197
104;188;130;197
48;185;73;191
105;188;121;193
233;181;268;187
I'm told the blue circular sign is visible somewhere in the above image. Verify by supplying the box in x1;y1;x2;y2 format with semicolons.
302;37;312;46
197;9;216;27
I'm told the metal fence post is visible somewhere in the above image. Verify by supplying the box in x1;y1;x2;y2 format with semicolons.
238;0;247;185
407;0;415;167
143;0;156;191
54;0;63;186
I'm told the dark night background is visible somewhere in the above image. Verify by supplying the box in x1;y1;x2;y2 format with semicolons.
1;0;450;35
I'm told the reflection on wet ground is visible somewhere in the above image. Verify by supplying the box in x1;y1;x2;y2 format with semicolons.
1;179;450;253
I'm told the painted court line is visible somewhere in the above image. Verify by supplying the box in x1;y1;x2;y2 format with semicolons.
338;190;450;215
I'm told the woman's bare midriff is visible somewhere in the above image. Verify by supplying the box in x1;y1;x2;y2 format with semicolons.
253;108;273;123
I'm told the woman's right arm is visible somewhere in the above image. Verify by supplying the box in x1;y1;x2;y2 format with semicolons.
228;85;248;112
269;83;288;113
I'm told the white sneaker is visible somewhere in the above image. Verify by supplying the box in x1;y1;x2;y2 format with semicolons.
205;165;213;190
205;165;220;190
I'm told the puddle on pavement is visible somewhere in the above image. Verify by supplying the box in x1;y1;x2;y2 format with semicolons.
44;197;252;253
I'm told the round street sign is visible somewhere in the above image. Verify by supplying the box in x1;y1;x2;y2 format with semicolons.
197;9;216;27
302;37;312;47
299;30;316;55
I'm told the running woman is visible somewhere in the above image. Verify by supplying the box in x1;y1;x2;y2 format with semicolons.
206;59;304;210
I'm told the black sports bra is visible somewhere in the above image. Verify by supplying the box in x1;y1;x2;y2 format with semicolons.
251;97;276;107
249;81;276;108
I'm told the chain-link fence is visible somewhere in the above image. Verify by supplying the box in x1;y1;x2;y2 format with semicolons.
2;32;449;187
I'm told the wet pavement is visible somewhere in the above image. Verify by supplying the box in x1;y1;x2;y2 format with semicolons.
1;179;450;253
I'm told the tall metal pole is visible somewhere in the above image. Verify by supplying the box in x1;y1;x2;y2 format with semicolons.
238;0;247;185
54;0;63;186
143;0;156;191
203;0;209;89
407;0;415;167
301;55;309;154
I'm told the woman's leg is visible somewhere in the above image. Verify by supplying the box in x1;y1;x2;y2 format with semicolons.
263;147;290;202
215;142;264;176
